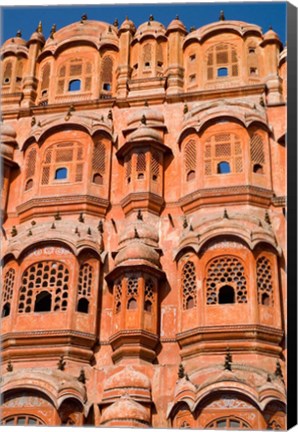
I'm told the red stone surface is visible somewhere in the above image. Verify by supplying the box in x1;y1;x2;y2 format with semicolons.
1;14;286;429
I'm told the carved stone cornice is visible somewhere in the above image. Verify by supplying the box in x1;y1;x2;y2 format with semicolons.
1;329;96;362
179;185;273;213
271;196;286;207
176;324;284;360
120;192;164;216
109;329;159;364
16;194;110;221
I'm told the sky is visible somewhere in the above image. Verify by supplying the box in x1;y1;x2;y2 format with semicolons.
0;1;287;45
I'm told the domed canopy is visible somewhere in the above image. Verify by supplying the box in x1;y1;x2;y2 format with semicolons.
118;220;159;246
2;34;26;48
130;125;162;143
101;394;150;424
167;16;187;34
127;106;164;127
105;367;151;391
100;25;119;49
115;240;160;268
134;16;166;41
262;27;282;45
1;123;17;143
119;17;136;34
44;19;109;48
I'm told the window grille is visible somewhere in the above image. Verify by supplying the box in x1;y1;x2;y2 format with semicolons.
41;63;51;91
204;133;243;175
182;261;197;309
114;281;122;313
257;256;274;306
206;44;238;80
206;256;247;304
18;261;69;313
184;139;197;180
1;268;15;317
144;279;154;312
77;263;93;313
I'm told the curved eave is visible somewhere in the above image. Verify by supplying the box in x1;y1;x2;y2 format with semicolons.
183;22;262;48
2;235;102;261
98;39;119;51
116;139;172;159
106;263;165;285
21;116;114;151
1;46;29;58
173;226;280;261
178;112;269;145
132;32;167;44
2;155;20;168
47;38;101;56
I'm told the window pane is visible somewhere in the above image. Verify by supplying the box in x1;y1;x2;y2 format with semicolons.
55;167;68;180
68;79;81;91
217;67;228;77
28;417;37;424
230;420;241;428
5;419;15;425
17;417;26;425
217;420;227;428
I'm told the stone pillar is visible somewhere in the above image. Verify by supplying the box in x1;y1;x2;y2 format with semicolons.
21;22;45;108
165;18;187;95
116;18;136;98
261;29;283;104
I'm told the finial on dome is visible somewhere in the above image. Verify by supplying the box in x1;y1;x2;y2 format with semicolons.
223;208;229;219
36;21;43;33
189;26;196;32
134;228;139;238
108;25;112;33
113;18;119;28
183;216;188;229
178;363;185;379
269;25;273;30
16;30;22;37
50;24;56;39
219;10;225;21
149;14;154;21
176;15;179;20
81;13;87;23
141;114;147;125
144;100;149;107
137;209;143;220
224;348;232;371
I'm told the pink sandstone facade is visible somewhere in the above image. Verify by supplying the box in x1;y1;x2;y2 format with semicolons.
0;13;287;429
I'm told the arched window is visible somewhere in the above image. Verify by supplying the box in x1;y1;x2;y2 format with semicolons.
77;298;89;313
1;415;45;426
24;148;37;190
257;256;274;306
34;291;52;312
101;56;113;92
1;268;15;318
18;261;69;313
41;142;84;186
56;59;92;95
218;285;235;304
137;152;146;179
77;263;93;313
92;140;106;184
250;134;265;173
218;67;228;77
182;261;197;310
151;151;160;181
184;139;197;181
143;43;152;68
144;279;154;312
127;298;137;310
207;416;250;429
217;161;231;174
127;277;138;309
55;167;68;180
207;43;238;80
40;63;51;97
114;281;122;314
68;79;81;91
3;61;12;85
206;256;247;305
204;133;243;175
